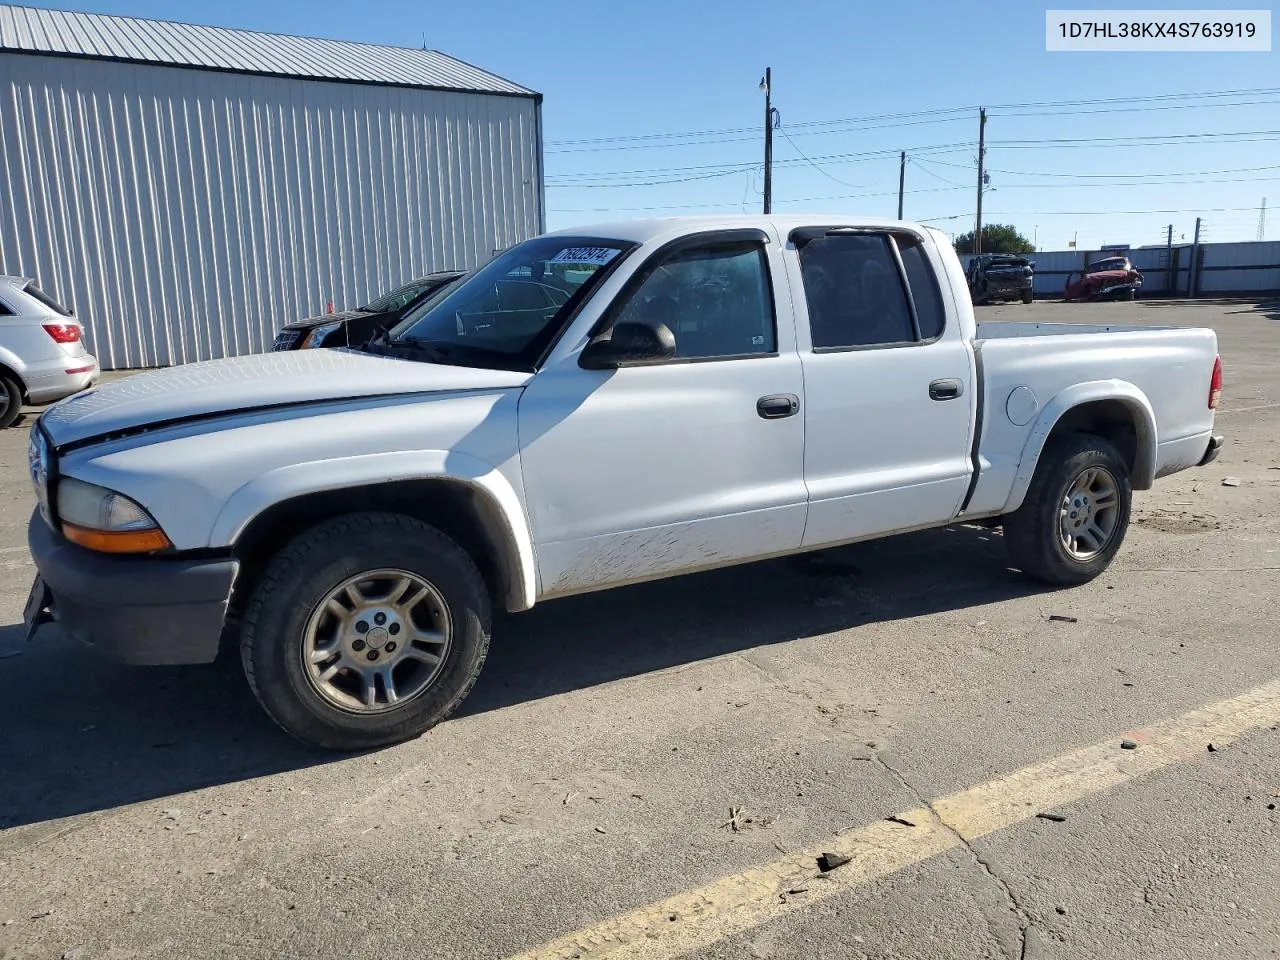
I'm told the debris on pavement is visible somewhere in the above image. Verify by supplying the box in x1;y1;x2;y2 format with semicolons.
593;827;607;834
1208;743;1218;753
720;806;773;832
1048;615;1078;623
30;910;53;920
1222;477;1241;487
817;852;852;873
1036;813;1068;823
885;816;917;827
1121;739;1138;750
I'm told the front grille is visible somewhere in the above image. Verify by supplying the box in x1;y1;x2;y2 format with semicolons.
272;329;303;351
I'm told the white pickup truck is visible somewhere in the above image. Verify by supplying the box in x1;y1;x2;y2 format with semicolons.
24;216;1224;750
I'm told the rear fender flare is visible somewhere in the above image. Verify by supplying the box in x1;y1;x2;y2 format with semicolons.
1003;380;1157;513
210;449;538;611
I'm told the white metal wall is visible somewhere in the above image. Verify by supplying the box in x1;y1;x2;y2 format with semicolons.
0;53;542;369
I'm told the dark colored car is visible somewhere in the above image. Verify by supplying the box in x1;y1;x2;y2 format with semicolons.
1064;256;1144;302
272;270;466;351
966;254;1035;305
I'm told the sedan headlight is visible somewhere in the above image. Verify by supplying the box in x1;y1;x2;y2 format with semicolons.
300;321;343;349
56;477;172;553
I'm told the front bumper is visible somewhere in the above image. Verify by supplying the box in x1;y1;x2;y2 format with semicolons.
1198;434;1224;467
27;512;238;665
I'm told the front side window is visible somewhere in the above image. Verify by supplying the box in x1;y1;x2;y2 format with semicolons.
610;241;776;360
388;236;634;369
798;234;914;349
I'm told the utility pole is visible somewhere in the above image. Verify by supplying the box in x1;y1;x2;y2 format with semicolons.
1165;224;1174;295
973;108;987;254
1258;198;1268;241
1188;216;1202;298
897;151;906;219
761;68;773;215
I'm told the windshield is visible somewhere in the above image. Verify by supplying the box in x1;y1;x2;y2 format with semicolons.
361;276;453;314
387;236;635;368
1089;258;1128;273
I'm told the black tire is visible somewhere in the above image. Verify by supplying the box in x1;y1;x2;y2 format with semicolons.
240;511;491;751
0;375;22;430
1021;290;1034;304
1004;433;1132;586
1122;287;1136;301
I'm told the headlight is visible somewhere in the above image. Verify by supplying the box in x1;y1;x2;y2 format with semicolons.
300;321;343;348
56;477;172;553
27;429;51;522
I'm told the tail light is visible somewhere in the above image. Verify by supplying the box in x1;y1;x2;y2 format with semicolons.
1208;355;1222;409
43;323;82;344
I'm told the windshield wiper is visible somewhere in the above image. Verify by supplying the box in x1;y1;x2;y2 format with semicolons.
388;335;455;363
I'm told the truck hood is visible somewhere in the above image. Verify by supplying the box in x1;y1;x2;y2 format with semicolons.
40;348;532;447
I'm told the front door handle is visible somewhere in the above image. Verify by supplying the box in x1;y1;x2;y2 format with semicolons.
757;394;799;419
929;379;964;401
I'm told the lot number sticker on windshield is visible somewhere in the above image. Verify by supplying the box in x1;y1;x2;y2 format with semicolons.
550;247;621;266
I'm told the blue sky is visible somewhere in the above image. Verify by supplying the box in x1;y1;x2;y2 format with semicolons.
26;0;1280;250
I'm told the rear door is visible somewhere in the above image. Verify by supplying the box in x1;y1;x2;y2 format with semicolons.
518;228;808;598
786;227;976;548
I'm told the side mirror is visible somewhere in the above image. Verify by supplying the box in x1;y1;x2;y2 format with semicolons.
579;320;676;370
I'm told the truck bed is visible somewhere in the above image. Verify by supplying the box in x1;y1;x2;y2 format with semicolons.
963;320;1219;519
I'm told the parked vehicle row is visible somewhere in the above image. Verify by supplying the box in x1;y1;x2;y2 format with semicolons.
24;215;1223;751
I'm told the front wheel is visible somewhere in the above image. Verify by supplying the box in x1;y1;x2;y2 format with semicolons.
240;512;491;751
1003;434;1132;586
1021;290;1034;304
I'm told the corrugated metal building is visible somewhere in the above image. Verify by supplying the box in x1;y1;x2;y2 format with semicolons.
0;4;543;369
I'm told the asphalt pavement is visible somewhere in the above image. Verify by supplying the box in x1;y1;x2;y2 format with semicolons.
1;297;1278;960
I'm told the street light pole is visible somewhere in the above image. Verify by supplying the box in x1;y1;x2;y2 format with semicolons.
761;68;773;215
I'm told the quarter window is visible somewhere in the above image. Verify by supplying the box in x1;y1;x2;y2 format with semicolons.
895;234;946;341
612;241;776;360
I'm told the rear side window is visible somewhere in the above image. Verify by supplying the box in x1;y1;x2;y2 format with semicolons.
24;282;73;317
0;298;12;316
797;234;914;349
895;234;946;341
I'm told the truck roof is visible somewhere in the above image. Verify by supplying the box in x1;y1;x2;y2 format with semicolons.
543;214;938;245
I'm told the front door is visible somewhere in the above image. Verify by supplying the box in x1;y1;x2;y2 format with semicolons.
518;229;807;598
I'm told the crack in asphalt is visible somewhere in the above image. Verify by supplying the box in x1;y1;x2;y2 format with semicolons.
871;751;1035;960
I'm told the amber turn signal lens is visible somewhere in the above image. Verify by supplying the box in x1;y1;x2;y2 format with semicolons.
61;522;172;554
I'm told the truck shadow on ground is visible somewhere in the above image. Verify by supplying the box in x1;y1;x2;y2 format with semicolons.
0;523;1043;829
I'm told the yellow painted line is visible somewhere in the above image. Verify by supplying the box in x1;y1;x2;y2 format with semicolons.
508;679;1280;960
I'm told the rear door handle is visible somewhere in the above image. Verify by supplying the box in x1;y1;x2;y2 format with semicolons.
929;378;964;401
757;394;799;419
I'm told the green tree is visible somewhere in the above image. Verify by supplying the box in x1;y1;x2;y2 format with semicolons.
953;224;1035;256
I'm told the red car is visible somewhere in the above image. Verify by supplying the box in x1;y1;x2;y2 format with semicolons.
1064;256;1144;302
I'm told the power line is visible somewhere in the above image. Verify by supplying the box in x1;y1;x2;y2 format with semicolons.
546;129;1280;187
777;124;865;189
544;86;1280;152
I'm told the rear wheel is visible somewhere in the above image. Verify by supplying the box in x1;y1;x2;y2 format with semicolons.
1021;290;1034;304
1004;433;1132;586
240;511;491;751
0;375;22;430
1122;287;1136;301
